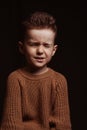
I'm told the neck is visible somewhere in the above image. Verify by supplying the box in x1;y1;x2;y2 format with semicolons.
25;65;49;75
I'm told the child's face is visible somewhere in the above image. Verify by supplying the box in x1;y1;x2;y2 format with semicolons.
19;29;57;69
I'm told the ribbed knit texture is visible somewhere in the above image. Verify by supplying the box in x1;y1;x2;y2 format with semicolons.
0;67;72;130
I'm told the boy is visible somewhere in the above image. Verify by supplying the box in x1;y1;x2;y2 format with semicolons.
1;11;72;130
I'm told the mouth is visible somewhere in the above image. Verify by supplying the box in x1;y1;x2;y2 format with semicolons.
34;57;45;62
35;57;45;59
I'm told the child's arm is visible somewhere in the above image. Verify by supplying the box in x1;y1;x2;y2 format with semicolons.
0;73;43;130
0;73;23;130
49;75;72;130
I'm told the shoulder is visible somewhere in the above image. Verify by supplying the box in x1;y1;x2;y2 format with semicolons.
6;69;23;92
50;68;68;90
56;72;67;85
7;68;22;81
50;68;67;83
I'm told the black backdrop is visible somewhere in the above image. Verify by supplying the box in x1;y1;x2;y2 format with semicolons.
0;2;86;130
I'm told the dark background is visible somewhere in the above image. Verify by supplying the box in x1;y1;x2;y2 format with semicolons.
0;1;87;130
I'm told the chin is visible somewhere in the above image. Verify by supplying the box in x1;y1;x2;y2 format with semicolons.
34;65;45;69
32;64;46;69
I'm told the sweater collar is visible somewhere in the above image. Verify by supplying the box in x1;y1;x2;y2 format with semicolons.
18;67;54;80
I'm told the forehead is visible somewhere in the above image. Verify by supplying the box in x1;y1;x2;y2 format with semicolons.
26;29;55;42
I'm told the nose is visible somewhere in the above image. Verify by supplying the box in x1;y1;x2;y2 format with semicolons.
36;45;44;54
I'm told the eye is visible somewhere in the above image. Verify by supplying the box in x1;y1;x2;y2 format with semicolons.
28;42;39;46
43;43;52;48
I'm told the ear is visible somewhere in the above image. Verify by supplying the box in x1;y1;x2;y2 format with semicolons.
18;41;24;54
52;44;58;56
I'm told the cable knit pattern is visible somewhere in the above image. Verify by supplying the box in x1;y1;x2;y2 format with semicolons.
0;67;72;130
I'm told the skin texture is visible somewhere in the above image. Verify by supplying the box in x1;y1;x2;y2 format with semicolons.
18;29;58;75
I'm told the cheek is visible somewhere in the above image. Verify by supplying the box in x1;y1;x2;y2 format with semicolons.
45;49;54;57
24;47;35;56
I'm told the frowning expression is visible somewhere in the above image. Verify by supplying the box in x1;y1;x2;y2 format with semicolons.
19;29;57;69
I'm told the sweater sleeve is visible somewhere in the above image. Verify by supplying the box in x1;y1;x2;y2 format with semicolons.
0;72;23;130
49;74;72;130
0;72;49;130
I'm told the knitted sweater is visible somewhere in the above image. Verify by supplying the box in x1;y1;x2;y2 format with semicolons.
1;67;72;130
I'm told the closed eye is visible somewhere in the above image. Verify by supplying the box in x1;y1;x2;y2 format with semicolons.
43;43;52;48
27;42;39;46
27;42;52;48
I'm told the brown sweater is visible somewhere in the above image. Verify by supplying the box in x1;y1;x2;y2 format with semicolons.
1;67;72;130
